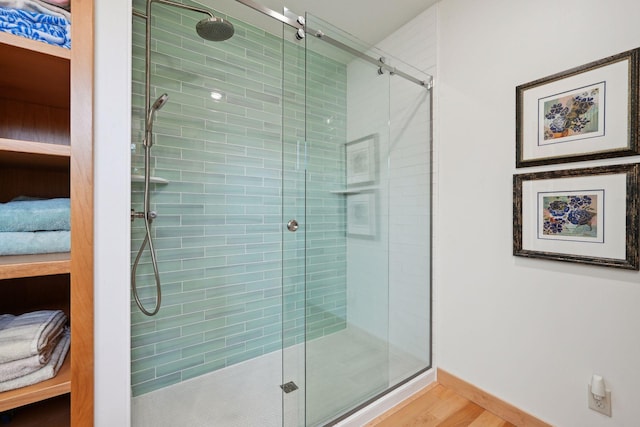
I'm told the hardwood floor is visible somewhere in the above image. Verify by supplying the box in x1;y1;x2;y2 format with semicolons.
367;383;516;427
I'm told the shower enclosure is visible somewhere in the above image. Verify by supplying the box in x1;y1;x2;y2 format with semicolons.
130;0;432;425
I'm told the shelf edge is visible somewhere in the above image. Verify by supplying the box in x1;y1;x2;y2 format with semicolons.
0;139;71;158
0;354;71;412
0;31;70;60
0;253;71;280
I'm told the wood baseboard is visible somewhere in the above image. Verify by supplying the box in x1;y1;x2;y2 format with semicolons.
364;382;439;426
437;368;552;427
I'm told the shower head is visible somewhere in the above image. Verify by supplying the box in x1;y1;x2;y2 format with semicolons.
147;93;169;128
151;93;169;112
196;16;234;41
147;0;234;41
145;93;169;147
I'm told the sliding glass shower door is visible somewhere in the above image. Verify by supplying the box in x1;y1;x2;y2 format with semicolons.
298;14;390;425
301;13;432;425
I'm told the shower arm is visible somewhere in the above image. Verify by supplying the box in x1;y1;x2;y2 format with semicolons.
148;0;214;18
141;0;214;127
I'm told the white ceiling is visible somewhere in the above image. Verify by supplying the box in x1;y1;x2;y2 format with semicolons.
212;0;439;45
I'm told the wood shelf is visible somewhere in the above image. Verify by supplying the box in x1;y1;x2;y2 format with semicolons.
0;32;70;60
0;32;70;108
0;354;71;413
0;139;70;169
0;253;71;280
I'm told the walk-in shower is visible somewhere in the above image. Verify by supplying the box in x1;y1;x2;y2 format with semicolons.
130;0;432;424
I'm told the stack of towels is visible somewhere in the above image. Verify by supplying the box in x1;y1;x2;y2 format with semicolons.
0;0;71;49
0;310;70;392
0;197;70;256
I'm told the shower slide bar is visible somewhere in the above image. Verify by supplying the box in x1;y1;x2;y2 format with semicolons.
134;0;432;88
235;0;433;89
310;29;432;89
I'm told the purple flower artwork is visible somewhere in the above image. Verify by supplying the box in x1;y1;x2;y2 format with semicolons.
542;86;601;142
542;194;598;238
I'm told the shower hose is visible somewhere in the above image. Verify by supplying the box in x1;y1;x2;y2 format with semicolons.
131;134;162;316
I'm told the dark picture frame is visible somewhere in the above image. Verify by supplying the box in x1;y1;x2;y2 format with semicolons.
516;48;640;167
513;163;639;269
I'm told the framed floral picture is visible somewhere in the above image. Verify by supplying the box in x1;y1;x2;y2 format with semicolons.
513;164;639;269
516;48;640;167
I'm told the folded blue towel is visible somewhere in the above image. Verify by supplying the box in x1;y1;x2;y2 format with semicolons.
0;231;70;256
0;7;70;48
0;198;70;232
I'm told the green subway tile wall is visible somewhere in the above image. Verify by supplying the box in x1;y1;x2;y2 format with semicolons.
131;0;347;396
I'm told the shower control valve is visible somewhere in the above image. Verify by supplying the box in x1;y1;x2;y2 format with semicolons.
131;209;144;222
287;219;299;232
130;209;158;222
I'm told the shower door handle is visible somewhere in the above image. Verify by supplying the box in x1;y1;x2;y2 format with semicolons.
287;219;299;232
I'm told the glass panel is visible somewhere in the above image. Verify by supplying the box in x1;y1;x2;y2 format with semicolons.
387;61;432;389
303;12;432;425
282;19;307;427
130;1;288;425
303;13;390;426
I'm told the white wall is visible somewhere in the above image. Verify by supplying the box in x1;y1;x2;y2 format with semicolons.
94;0;132;425
437;0;640;425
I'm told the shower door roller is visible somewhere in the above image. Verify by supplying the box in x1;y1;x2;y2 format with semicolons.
287;219;299;232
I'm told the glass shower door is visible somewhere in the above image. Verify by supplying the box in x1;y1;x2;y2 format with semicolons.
281;21;308;427
302;13;392;425
130;3;295;425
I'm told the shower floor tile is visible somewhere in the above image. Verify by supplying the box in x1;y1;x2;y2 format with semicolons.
132;327;425;427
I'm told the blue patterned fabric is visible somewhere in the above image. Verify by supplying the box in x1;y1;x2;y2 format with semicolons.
0;7;70;48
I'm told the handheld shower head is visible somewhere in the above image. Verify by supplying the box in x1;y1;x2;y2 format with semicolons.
145;93;169;147
151;93;169;112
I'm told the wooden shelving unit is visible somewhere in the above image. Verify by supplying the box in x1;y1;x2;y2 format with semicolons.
0;1;94;423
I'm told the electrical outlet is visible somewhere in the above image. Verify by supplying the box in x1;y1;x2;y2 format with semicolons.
588;384;612;417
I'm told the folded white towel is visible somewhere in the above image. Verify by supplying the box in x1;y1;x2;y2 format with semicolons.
0;328;69;392
0;310;66;363
0;331;58;382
